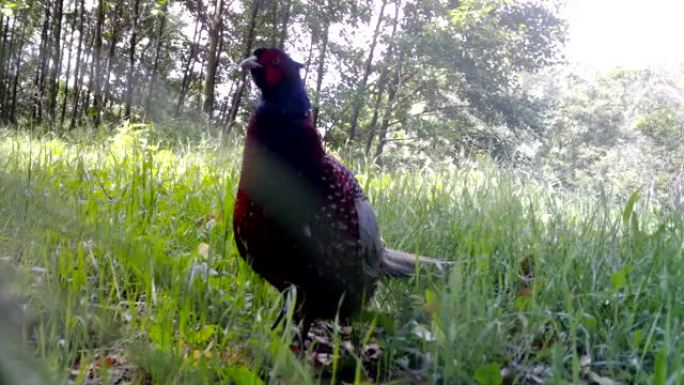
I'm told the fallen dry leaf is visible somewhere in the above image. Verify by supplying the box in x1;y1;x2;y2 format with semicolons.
197;243;210;258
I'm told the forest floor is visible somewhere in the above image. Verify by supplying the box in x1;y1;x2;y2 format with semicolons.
1;125;682;385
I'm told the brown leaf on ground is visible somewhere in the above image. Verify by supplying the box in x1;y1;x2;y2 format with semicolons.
71;352;139;385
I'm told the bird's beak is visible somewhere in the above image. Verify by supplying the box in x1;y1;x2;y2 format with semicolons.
239;55;262;70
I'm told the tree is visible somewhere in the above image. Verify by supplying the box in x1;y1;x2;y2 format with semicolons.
176;11;202;116
59;0;77;129
144;0;168;113
92;0;105;125
202;0;224;116
32;1;51;124
46;0;63;122
347;0;387;142
360;0;566;162
124;0;141;119
225;0;261;132
69;0;85;130
102;1;122;109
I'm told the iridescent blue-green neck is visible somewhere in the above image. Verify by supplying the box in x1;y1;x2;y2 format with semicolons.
256;76;311;119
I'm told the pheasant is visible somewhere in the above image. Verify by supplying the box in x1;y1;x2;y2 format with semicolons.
233;48;448;334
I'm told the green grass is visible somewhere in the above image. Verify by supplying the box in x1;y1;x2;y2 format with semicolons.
1;124;683;384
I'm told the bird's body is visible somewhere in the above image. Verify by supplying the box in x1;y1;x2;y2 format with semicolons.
234;109;381;322
233;48;447;326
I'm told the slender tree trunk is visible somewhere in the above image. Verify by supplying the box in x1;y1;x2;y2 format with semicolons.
303;31;315;84
124;0;141;119
8;3;34;124
59;0;78;129
84;25;97;117
312;21;330;131
374;86;397;161
0;15;21;122
47;0;64;123
9;47;22;124
277;0;292;49
365;0;400;155
69;0;85;130
218;79;237;124
375;51;404;161
103;3;121;109
144;9;167;113
225;0;260;132
196;54;206;112
269;1;278;46
92;0;105;126
33;3;51;124
0;16;11;120
348;0;387;141
202;0;224;116
176;14;201;115
365;72;388;156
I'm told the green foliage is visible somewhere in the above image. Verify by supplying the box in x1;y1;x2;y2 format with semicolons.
330;0;568;162
635;107;684;145
534;67;684;205
225;366;266;385
474;363;502;385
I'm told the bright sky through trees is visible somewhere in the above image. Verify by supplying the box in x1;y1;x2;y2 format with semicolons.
564;0;684;69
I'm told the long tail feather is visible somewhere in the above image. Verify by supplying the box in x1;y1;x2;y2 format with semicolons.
380;248;453;278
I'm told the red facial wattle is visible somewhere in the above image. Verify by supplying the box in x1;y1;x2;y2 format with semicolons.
265;65;284;86
257;50;286;87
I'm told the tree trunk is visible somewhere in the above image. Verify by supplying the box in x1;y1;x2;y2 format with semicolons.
225;0;261;133
9;3;35;124
312;20;330;131
0;14;22;123
84;25;98;115
92;0;105;126
9;43;23;124
218;79;237;124
202;0;224;116
144;8;167;113
374;52;404;161
364;72;388;156
277;0;292;49
46;0;64;123
59;0;77;131
366;0;400;155
103;3;121;109
176;13;201;115
348;0;387;141
374;86;397;161
32;3;51;124
302;33;316;85
196;55;206;112
69;0;85;130
124;0;141;119
269;1;278;46
0;16;11;120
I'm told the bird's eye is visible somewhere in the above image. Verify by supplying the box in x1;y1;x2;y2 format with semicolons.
272;56;281;65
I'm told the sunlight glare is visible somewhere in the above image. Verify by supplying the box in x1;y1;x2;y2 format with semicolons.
565;0;684;68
